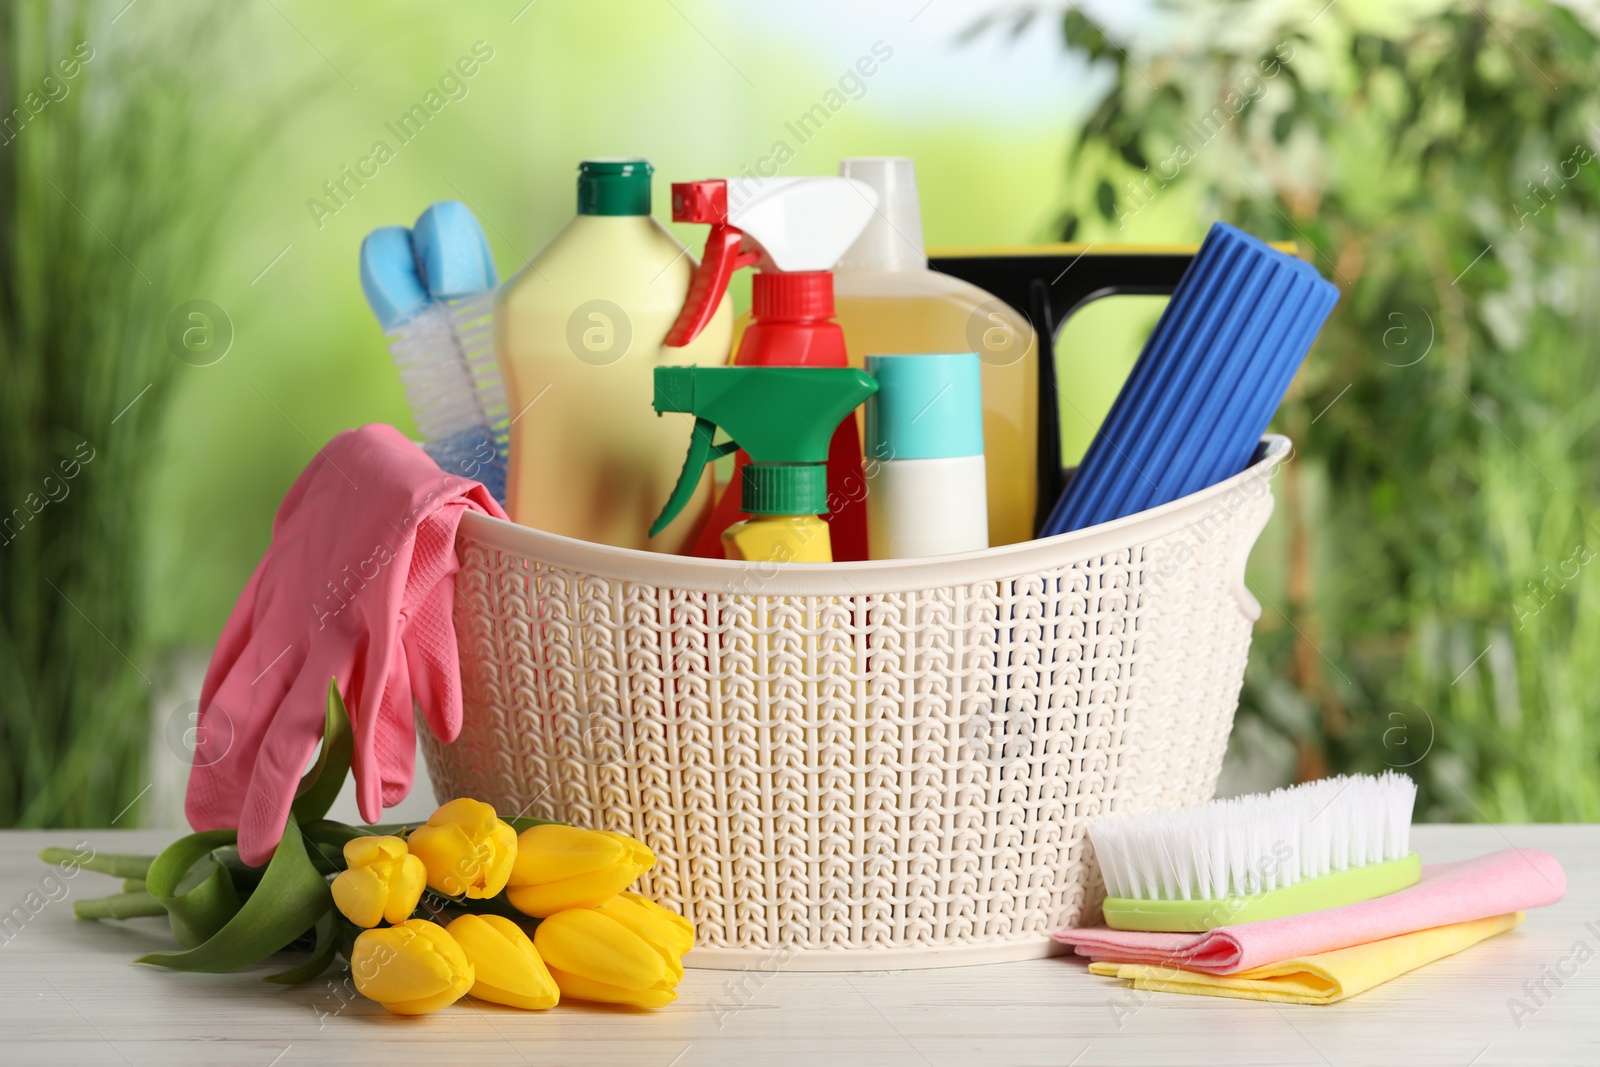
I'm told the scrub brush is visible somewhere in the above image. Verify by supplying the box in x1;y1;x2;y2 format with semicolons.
359;201;510;502
1091;772;1420;932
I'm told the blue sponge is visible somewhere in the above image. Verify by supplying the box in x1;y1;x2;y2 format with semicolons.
412;200;498;299
359;202;499;331
358;225;428;332
1041;222;1339;534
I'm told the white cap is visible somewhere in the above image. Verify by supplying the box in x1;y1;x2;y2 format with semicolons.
723;176;878;272
835;157;927;272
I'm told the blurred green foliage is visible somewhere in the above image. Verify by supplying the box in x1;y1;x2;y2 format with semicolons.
8;0;1594;827
0;2;258;825
1046;0;1600;819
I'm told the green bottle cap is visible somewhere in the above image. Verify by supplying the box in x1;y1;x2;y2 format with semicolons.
577;159;652;216
742;464;827;516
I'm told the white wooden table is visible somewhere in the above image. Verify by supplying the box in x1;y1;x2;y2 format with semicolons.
2;824;1595;1065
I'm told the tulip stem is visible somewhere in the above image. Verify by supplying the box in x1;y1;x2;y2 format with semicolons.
39;849;155;880
74;890;168;920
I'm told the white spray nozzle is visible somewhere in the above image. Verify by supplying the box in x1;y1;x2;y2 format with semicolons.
721;176;879;272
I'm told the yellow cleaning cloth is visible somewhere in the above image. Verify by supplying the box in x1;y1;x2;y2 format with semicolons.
1087;911;1523;1004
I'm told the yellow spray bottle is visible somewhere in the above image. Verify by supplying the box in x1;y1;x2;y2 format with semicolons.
648;366;878;564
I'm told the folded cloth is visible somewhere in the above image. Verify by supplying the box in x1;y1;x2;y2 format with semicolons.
186;424;507;864
1058;849;1564;973
1087;912;1523;1004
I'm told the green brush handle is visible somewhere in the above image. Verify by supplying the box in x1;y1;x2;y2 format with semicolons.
1102;853;1422;933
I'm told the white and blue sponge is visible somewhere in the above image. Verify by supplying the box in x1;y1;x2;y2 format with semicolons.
359;202;508;502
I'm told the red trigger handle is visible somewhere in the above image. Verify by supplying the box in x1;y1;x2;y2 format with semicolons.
664;180;759;349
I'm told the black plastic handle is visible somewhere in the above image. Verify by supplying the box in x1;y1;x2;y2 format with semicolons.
928;248;1198;536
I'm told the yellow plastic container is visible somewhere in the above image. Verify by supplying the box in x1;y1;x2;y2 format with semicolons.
722;514;832;563
833;288;1034;546
829;158;1037;547
497;159;732;552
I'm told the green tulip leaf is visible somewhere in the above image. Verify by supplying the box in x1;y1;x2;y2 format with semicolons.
142;829;242;948
137;812;333;973
262;909;339;985
291;679;353;825
303;818;379;853
299;818;385;877
212;845;267;894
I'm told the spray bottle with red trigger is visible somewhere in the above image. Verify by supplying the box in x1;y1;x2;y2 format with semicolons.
662;177;879;560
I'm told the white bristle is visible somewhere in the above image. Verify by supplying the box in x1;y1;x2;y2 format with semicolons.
388;292;510;453
1090;772;1416;901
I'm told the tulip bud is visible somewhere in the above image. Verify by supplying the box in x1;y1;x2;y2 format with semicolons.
604;891;695;958
351;919;474;1015
330;836;426;928
506;824;654;917
446;913;560;1010
533;893;694;1009
405;798;517;899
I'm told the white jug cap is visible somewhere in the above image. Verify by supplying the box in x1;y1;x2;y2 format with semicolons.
835;157;927;272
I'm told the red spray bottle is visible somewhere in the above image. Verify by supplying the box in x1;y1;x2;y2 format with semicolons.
663;176;879;560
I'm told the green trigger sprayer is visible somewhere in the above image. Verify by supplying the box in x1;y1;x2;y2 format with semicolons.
650;365;878;564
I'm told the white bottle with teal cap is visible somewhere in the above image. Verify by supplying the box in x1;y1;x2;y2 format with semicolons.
864;352;989;559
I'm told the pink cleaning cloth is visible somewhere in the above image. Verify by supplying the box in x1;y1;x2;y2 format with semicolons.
185;424;506;865
1056;848;1564;974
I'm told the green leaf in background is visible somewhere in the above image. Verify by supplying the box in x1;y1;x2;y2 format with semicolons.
142;829;242;949
1;2;263;829
1040;0;1600;819
1095;178;1117;220
137;812;331;973
262;909;339;986
291;679;353;825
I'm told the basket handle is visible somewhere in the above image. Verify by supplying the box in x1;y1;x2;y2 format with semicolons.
1229;496;1271;622
1224;443;1293;622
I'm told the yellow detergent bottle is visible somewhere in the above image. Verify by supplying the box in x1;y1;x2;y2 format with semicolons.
497;159;733;551
647;365;879;565
828;157;1038;547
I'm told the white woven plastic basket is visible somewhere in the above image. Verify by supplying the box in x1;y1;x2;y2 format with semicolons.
422;436;1289;970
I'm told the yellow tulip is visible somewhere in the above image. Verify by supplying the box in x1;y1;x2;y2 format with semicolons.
405;798;517;899
351;919;474;1016
446;913;560;1010
330;836;426;928
533;893;695;1009
505;824;654;917
604;891;696;958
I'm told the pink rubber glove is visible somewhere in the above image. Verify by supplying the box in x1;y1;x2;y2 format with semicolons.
185;424;505;864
